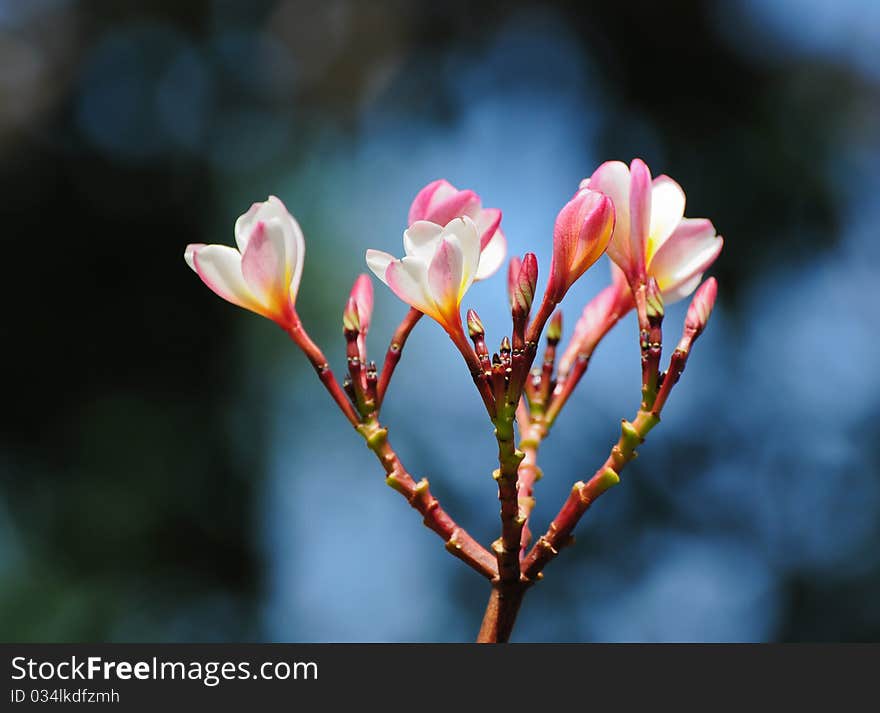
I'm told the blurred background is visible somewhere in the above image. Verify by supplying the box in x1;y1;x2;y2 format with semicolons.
1;0;879;642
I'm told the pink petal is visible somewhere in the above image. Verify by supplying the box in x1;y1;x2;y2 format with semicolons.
428;236;464;319
628;158;652;278
235;196;305;301
350;273;374;334
408;180;447;224
474;207;502;251
240;220;289;308
423;189;481;227
590;160;633;276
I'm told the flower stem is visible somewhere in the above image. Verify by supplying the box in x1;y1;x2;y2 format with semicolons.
358;417;498;579
376;308;423;407
285;320;360;426
522;408;660;580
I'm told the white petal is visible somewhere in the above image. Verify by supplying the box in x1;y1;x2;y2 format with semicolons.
403;221;445;260
442;216;480;290
184;243;205;271
192;245;261;312
427;236;465;312
385;255;438;318
474;228;506;281
648;176;686;260
661;273;703;304
365;249;395;285
650;218;722;297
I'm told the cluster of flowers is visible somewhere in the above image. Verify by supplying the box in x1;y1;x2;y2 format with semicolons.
183;159;723;642
184;160;721;345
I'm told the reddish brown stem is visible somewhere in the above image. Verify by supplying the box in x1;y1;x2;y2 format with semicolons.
522;409;659;580
476;583;527;643
285;321;359;426
359;418;497;579
449;326;498;418
376;308;423;407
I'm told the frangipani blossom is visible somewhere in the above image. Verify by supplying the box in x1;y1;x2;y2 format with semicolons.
587;159;723;303
366;217;480;334
409;179;507;280
185;196;304;328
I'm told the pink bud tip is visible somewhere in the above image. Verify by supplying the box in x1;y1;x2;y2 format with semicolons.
349;274;373;334
512;253;538;315
507;256;523;308
685;277;718;333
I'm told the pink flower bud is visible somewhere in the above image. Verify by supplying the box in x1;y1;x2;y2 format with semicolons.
466;308;485;339
514;253;538;315
546;310;563;344
342;296;360;336
684;277;717;334
547;188;615;302
507;256;522;309
349;273;374;335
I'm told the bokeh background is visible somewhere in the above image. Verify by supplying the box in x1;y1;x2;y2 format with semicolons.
2;0;879;642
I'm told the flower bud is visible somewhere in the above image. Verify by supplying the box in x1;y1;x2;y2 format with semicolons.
513;253;538;316
467;309;485;340
546;310;563;345
547;188;615;302
507;256;522;309
645;277;664;325
349;274;374;335
684;277;717;335
342;296;360;336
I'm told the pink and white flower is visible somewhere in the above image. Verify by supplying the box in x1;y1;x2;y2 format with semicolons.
408;179;506;280
184;196;304;328
587;159;723;303
366;217;481;334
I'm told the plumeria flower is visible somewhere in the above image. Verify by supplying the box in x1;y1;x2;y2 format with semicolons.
408;179;506;280
185;196;304;328
587;159;723;303
366;217;481;335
